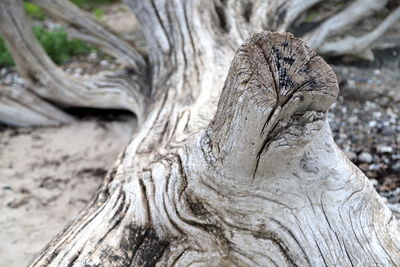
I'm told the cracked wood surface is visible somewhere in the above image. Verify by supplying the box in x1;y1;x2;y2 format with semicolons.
0;0;396;265
1;0;398;126
30;0;146;70
29;14;400;265
0;0;148;125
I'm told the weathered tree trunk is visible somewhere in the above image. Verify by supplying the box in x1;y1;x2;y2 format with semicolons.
18;1;400;266
0;0;148;125
1;0;399;126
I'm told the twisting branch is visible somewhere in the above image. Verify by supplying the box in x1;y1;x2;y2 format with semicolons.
28;28;400;266
0;86;74;126
30;0;147;71
274;0;322;32
305;0;389;49
319;6;400;59
0;0;148;124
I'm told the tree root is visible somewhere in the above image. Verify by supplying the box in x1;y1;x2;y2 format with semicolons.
31;0;147;70
0;86;74;126
0;0;148;126
305;0;389;49
319;7;400;60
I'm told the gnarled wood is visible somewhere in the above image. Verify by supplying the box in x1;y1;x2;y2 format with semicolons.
30;0;147;69
319;6;400;60
0;0;148;124
0;86;73;126
304;0;389;49
0;0;397;265
1;0;398;126
29;26;399;267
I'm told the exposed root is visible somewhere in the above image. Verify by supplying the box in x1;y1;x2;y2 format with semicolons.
275;0;322;32
0;86;74;126
305;0;389;49
31;0;147;71
0;0;148;125
319;7;400;60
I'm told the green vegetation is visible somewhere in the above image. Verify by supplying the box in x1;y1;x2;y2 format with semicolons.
23;2;46;20
0;38;14;67
70;0;117;11
304;12;318;23
0;26;93;67
92;8;105;20
0;0;117;67
23;0;116;20
33;26;92;65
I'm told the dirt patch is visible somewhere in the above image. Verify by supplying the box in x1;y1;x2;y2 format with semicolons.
0;116;136;267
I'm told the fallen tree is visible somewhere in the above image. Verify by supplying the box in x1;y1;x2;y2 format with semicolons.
0;0;399;266
1;0;399;126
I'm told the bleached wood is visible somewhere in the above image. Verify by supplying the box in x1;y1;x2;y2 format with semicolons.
275;0;322;32
29;4;400;265
0;86;73;126
31;0;146;69
1;0;398;126
305;0;389;49
319;7;400;60
0;0;147;123
0;0;398;265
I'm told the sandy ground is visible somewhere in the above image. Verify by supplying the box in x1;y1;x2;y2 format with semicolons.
0;116;136;267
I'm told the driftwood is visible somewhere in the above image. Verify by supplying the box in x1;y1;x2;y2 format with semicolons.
0;0;399;126
0;0;399;266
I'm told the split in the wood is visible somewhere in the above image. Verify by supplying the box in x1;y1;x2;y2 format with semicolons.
29;30;400;266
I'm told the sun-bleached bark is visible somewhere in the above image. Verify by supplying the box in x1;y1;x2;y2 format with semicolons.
0;0;148;125
1;0;398;127
304;0;389;49
27;0;399;265
0;86;73;126
319;6;400;60
30;0;146;69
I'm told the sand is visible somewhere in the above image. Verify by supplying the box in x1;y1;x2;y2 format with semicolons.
0;117;136;266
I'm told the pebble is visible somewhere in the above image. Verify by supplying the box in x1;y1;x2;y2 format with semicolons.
14;77;24;85
348;116;357;124
43;21;62;31
368;120;377;127
373;111;382;118
370;179;378;187
369;164;381;171
74;68;83;75
392;162;400;172
3;74;12;85
88;52;98;61
382;127;396;136
0;68;7;76
373;69;381;75
358;152;373;163
348;80;356;88
100;60;109;66
376;145;393;154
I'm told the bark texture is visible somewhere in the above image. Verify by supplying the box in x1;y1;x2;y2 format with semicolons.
1;0;398;126
26;0;400;265
0;0;148;125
